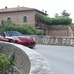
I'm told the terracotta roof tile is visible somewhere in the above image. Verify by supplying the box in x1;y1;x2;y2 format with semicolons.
0;7;36;13
0;7;47;15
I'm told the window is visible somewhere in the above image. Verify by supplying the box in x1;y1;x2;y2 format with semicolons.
23;16;27;23
7;16;11;22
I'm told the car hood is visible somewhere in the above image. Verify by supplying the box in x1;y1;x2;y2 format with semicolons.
6;36;34;42
18;36;33;40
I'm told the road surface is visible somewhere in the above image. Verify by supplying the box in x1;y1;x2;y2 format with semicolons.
34;44;74;74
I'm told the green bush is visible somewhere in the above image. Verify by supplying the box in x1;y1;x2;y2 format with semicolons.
0;51;15;74
0;21;44;35
34;29;44;35
51;17;72;25
35;13;72;25
0;53;11;74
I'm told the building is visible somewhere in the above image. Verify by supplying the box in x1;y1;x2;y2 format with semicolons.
0;7;73;36
0;6;47;27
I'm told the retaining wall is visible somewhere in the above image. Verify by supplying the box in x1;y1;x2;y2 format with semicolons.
0;41;53;74
33;35;74;46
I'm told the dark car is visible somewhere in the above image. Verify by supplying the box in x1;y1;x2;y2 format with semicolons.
0;31;36;48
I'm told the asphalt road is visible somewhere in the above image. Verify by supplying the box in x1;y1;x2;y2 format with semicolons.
34;44;74;74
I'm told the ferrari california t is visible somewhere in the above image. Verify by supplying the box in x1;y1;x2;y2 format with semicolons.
0;31;36;48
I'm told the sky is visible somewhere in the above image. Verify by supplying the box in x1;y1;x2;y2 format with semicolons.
0;0;74;22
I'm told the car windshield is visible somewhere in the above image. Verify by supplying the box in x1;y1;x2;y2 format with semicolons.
5;31;23;36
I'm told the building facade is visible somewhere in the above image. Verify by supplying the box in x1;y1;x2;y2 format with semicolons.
0;7;37;27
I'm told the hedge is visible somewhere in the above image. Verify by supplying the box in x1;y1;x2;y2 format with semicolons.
0;21;44;35
35;13;72;25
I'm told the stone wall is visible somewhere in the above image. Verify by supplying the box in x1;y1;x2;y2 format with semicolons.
0;41;53;74
47;25;73;36
36;24;73;36
0;42;30;74
71;27;74;36
32;35;74;46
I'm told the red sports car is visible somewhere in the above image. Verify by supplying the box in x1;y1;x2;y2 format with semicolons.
0;31;36;48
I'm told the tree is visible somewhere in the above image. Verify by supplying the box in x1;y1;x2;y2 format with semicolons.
61;10;70;17
54;13;59;17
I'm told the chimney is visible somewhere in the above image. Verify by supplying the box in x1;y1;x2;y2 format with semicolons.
45;11;47;14
18;5;19;7
5;6;7;9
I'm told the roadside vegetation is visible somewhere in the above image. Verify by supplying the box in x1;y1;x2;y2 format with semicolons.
35;10;72;25
0;20;44;35
0;51;15;74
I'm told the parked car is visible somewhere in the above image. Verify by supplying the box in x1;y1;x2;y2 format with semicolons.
0;31;36;48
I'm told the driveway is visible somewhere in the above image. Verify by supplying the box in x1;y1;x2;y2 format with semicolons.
34;44;74;74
